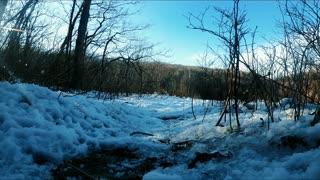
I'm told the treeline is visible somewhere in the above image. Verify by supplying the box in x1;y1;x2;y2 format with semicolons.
2;42;319;105
0;41;269;101
0;45;229;99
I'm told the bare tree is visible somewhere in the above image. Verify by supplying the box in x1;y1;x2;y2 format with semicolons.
59;0;82;56
277;0;320;120
3;0;39;76
70;0;91;89
188;0;251;129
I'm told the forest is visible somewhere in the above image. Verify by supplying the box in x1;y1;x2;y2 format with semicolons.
1;0;320;179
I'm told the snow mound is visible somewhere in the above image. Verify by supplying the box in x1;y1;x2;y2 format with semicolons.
0;82;164;179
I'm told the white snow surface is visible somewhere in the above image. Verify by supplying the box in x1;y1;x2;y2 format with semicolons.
0;82;320;179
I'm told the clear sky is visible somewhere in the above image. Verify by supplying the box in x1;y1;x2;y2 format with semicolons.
133;1;282;66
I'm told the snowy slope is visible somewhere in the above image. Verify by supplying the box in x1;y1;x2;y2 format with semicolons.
118;95;320;179
1;82;320;179
0;82;165;179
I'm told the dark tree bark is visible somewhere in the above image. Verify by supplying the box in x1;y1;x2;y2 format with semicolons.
70;0;92;89
233;0;241;128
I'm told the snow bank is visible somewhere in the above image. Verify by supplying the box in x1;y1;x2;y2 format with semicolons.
0;82;165;179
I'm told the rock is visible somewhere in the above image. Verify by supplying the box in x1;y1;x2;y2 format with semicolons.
188;151;232;169
280;135;307;150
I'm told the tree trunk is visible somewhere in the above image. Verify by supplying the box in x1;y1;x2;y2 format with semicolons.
60;0;79;55
70;0;91;89
233;0;241;128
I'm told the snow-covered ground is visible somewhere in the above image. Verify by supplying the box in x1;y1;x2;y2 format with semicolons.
0;82;320;179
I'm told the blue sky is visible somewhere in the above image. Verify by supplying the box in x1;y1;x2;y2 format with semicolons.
133;1;282;66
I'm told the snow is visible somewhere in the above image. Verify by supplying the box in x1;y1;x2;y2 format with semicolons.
0;81;320;179
143;171;183;180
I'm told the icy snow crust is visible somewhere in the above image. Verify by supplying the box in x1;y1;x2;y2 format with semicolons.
0;82;320;179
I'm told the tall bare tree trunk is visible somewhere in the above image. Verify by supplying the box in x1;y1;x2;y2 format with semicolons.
233;0;241;128
70;0;91;89
60;0;79;55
